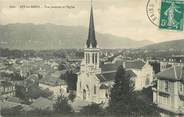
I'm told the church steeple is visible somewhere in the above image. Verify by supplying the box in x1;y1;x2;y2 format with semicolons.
83;0;101;74
86;0;97;48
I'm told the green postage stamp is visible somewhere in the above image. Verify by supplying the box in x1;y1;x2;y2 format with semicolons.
159;0;184;31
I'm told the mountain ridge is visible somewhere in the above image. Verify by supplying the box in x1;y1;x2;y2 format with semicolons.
142;39;184;50
0;23;153;50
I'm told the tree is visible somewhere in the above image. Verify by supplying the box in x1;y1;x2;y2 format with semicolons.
108;65;135;115
68;92;76;102
53;95;73;114
108;65;159;116
58;64;66;71
62;71;77;91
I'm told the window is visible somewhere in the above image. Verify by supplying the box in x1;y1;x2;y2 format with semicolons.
92;53;95;64
86;85;89;91
145;77;150;86
94;85;96;94
165;81;169;92
95;53;98;64
159;94;170;105
86;54;88;64
180;83;183;92
105;91;108;98
159;80;164;90
87;53;90;64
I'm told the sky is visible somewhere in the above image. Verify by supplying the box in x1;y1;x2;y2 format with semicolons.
0;0;184;43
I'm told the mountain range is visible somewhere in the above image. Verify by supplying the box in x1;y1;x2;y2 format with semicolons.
0;23;153;50
143;39;184;51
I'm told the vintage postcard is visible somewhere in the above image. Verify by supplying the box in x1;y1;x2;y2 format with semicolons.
0;0;184;116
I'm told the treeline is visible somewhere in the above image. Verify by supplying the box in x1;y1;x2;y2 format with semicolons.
0;48;84;59
119;49;184;60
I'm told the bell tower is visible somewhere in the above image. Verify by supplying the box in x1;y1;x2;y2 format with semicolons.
84;0;101;73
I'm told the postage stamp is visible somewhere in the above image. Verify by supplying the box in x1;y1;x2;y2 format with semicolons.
159;0;184;31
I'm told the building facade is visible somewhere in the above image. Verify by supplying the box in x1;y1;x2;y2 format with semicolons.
0;81;15;98
124;60;154;90
153;65;184;116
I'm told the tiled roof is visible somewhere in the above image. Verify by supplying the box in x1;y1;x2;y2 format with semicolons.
96;69;136;82
125;60;145;69
96;72;116;82
156;66;184;81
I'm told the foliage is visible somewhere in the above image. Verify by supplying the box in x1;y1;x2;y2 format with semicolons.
40;88;54;98
58;64;66;71
108;65;159;116
15;83;53;102
132;87;159;116
80;103;104;116
62;71;77;91
108;65;135;115
68;92;76;102
53;95;73;114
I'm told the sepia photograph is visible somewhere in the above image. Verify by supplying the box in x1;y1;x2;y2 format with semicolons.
0;0;184;116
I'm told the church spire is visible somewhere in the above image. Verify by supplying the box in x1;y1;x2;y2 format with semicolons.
86;0;97;48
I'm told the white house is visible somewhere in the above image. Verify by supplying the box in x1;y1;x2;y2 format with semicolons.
153;65;184;116
124;59;154;90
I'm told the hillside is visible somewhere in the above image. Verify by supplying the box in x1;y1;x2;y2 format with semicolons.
0;23;153;50
143;39;184;51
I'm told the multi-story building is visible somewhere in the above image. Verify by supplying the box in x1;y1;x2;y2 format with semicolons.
153;65;184;116
0;81;15;98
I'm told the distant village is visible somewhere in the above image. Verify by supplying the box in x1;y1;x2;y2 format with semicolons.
1;48;184;116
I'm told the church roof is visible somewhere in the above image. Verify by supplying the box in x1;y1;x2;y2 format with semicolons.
96;72;116;82
86;5;97;48
96;69;137;83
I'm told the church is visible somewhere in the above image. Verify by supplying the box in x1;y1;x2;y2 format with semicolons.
76;1;154;104
76;2;112;104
